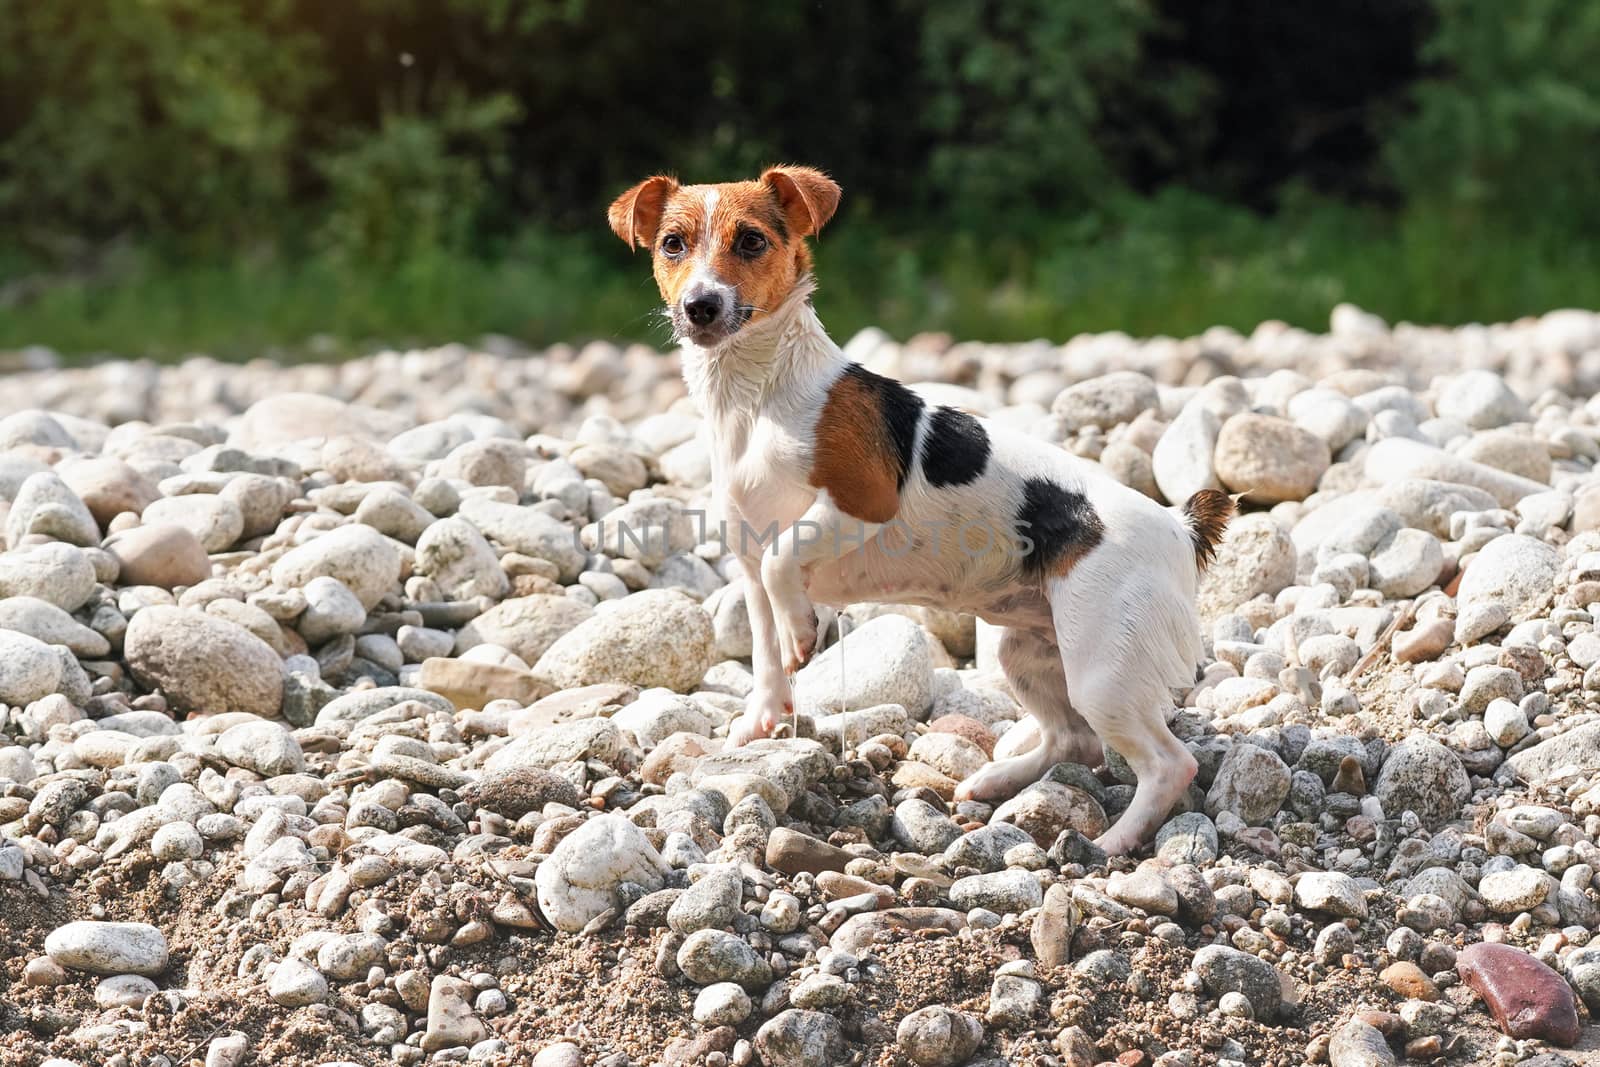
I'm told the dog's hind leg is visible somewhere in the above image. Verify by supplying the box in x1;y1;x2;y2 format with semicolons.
1050;603;1197;856
955;627;1097;801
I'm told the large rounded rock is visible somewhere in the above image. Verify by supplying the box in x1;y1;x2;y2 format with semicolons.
216;719;305;778
44;921;168;976
0;542;97;610
794;613;934;718
5;471;99;548
534;590;712;693
0;630;65;706
1373;737;1469;829
453;594;593;664
414;516;510;600
56;455;159;527
104;524;211;589
124;606;284;717
271;524;401;610
534;814;671;932
1456;534;1559;626
1051;372;1159;432
1196;513;1296;620
1214;413;1330;504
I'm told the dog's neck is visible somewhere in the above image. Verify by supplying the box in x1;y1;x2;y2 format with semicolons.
678;277;840;432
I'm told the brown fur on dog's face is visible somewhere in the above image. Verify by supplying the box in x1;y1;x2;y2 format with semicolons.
607;166;840;347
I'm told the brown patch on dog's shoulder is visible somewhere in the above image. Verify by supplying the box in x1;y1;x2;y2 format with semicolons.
810;366;922;524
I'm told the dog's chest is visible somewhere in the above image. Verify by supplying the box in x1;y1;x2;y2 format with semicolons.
711;416;814;549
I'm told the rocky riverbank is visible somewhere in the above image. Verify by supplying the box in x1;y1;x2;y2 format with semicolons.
3;304;1600;1067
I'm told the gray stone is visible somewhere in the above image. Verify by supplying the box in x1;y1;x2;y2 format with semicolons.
44;921;168;976
1191;944;1282;1022
124;606;284;718
897;1005;985;1067
216;720;305;778
1205;743;1291;825
534;815;670;933
535;590;712;693
1373;737;1469;829
753;1009;847;1067
676;929;771;989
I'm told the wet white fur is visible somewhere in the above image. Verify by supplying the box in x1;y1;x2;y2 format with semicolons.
681;280;1206;854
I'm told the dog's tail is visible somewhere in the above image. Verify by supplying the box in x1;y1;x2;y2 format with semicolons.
1182;489;1236;570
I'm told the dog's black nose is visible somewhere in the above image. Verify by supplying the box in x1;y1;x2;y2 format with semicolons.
684;293;723;326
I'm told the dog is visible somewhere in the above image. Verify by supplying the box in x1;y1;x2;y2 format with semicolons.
607;165;1233;854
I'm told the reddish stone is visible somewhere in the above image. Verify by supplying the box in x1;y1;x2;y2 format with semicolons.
927;714;996;756
1456;942;1581;1047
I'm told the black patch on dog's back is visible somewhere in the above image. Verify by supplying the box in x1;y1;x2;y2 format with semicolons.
1017;476;1104;578
841;363;924;488
921;407;991;487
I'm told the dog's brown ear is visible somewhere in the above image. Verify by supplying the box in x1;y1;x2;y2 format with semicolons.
607;175;678;250
761;165;841;237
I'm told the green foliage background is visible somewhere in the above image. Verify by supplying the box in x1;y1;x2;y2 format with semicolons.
0;0;1596;357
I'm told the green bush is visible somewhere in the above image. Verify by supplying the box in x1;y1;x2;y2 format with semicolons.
1386;0;1600;233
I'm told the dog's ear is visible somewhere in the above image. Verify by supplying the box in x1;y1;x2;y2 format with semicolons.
607;175;678;250
761;165;841;237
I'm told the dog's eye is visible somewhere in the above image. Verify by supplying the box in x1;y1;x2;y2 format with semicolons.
661;234;686;257
738;231;768;256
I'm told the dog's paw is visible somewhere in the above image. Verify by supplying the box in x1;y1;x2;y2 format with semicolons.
1092;828;1142;857
954;762;1028;803
728;699;791;747
775;608;818;674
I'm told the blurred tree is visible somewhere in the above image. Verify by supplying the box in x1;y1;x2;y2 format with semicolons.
1386;0;1600;233
0;0;317;251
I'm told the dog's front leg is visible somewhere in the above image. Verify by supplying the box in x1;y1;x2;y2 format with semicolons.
761;491;880;674
728;572;794;746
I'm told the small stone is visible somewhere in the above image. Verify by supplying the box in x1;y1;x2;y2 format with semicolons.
269;956;328;1007
94;974;158;1009
753;1009;847;1067
896;1005;985;1067
693;982;752;1027
1294;872;1367;919
215;720;305;778
766;827;855;875
534;589;713;693
1372;737;1468;829
1379;961;1438;1001
1327;1018;1396;1067
676;930;771;989
422;975;489;1052
1205;743;1291;825
1190;945;1281;1022
949;870;1043;915
124;606;284;718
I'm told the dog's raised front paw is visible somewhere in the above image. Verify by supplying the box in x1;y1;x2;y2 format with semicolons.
775;609;818;674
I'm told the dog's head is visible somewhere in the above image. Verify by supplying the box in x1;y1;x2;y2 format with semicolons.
607;165;840;347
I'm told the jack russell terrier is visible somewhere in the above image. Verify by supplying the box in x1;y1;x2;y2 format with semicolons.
608;165;1233;854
